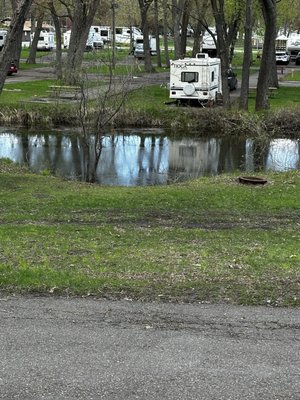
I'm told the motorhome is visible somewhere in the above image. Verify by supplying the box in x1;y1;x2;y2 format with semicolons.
133;35;157;58
0;29;7;50
36;31;55;51
287;32;300;61
169;53;221;105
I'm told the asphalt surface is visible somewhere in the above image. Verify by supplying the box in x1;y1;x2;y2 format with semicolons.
1;295;300;399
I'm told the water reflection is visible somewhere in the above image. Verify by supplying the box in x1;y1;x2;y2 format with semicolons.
0;128;299;186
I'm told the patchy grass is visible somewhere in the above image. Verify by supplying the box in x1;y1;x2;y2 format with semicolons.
0;159;299;306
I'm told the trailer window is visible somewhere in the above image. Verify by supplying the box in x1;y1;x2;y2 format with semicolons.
211;71;215;82
181;72;198;83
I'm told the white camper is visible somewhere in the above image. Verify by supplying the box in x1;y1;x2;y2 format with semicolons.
133;35;157;58
169;53;221;105
200;28;217;57
93;26;111;43
0;29;7;50
115;26;142;43
36;31;55;51
63;28;103;50
287;32;300;61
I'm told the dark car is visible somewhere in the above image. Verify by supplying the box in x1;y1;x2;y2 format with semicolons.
295;52;300;66
7;61;18;76
227;69;237;91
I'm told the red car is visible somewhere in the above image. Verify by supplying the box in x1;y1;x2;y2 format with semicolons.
7;61;18;76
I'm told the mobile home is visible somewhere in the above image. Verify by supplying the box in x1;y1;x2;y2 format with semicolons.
169;53;221;105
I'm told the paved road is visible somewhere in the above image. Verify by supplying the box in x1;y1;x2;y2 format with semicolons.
1;295;299;399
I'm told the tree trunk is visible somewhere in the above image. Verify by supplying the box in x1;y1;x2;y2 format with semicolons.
49;2;63;80
162;0;170;67
27;12;44;64
64;0;101;85
172;0;182;59
211;0;230;108
179;0;190;57
239;0;253;111
138;0;155;72
255;0;277;111
192;0;210;57
0;0;33;93
154;0;162;68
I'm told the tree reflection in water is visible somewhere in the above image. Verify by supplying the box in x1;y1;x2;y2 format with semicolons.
0;129;298;186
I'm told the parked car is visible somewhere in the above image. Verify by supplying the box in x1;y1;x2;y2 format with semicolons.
227;69;238;91
7;61;17;76
295;52;300;65
275;51;290;65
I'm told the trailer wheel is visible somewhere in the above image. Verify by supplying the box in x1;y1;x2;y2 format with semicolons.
183;83;195;96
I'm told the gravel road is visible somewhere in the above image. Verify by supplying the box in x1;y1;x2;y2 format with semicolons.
1;295;299;399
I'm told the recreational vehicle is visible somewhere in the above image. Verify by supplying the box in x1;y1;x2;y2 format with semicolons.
200;29;217;57
63;28;103;50
287;33;300;61
36;31;55;51
133;36;157;58
0;29;7;50
115;26;142;44
93;26;111;43
169;53;221;105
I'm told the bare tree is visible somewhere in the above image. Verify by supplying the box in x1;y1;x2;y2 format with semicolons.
26;9;44;64
76;67;131;182
64;0;101;85
138;0;155;72
255;0;278;111
0;0;33;94
162;0;170;67
210;0;242;108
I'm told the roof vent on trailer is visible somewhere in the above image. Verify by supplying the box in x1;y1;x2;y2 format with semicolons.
196;53;208;58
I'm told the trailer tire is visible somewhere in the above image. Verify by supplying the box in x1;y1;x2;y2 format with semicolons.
183;83;195;96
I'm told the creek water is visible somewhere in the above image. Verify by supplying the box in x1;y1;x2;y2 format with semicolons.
0;127;299;186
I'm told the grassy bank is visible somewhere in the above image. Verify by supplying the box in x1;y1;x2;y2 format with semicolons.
0;159;299;306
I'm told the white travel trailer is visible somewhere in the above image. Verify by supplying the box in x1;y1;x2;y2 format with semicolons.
93;26;111;43
200;28;217;57
0;29;7;50
169;53;221;105
133;35;157;58
36;31;55;50
287;32;300;61
115;26;142;43
63;28;103;50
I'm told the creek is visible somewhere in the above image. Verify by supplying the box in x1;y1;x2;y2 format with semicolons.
0;127;299;186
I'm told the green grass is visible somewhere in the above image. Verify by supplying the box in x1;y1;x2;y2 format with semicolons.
0;159;299;306
247;86;300;111
1;80;58;104
283;69;300;81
